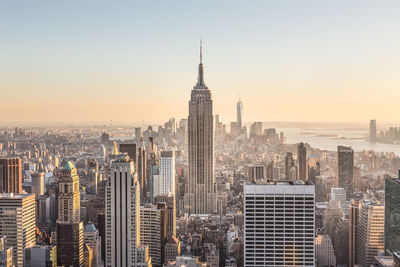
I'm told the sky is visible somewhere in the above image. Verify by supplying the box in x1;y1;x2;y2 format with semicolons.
1;1;400;125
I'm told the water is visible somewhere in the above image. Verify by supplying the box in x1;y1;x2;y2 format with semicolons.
281;128;400;155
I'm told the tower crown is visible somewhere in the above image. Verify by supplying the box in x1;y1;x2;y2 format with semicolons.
194;40;208;89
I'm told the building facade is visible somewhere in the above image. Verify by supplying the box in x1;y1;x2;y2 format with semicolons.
244;181;315;266
105;155;149;266
0;158;22;193
0;193;36;267
187;44;216;215
337;146;354;198
358;201;385;267
160;150;175;196
385;178;400;255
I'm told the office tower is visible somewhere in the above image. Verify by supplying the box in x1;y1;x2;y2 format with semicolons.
297;142;307;181
349;199;359;266
248;122;262;137
151;164;161;202
308;155;320;183
24;245;57;267
230;122;239;137
385;178;400;255
84;223;102;267
140;203;167;266
135;127;142;141
97;213;106;263
101;132;110;144
57;162;84;267
244;181;315;266
330;187;346;202
0;236;13;267
119;143;137;163
31;172;45;196
187;43;216;215
315;235;336;267
247;165;265;182
106;155;148;267
337;146;354;198
58;161;80;222
164;236;180;264
266;162;274;180
0;158;22;193
323;200;343;238
138;138;147;199
0;193;36;266
370;119;377;142
358;201;385;267
237;99;243;132
155;194;176;238
160;151;175;196
84;244;93;267
284;152;296;180
332;218;349;266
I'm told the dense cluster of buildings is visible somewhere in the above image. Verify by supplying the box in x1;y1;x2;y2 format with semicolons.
0;49;400;267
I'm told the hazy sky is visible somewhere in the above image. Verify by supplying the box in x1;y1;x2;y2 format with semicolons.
1;1;400;124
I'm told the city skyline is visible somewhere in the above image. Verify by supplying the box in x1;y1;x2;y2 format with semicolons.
2;1;400;123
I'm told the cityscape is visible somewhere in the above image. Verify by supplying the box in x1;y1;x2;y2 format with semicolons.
1;1;400;267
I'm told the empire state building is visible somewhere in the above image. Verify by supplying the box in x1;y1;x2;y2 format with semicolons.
186;43;216;215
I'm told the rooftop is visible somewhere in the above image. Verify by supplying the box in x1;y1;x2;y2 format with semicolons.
63;161;75;170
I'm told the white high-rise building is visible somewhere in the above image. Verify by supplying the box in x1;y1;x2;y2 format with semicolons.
0;193;36;267
105;155;150;267
159;150;175;196
244;181;315;267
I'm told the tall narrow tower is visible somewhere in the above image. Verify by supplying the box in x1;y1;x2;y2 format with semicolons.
237;98;243;132
187;42;216;214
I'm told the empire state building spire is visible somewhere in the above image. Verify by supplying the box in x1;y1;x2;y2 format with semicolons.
195;40;207;89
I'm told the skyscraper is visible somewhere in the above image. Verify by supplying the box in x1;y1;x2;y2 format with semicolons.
0;193;36;267
370;119;377;142
56;161;84;267
119;143;137;163
155;195;176;239
237;99;243;132
0;158;22;193
385;177;400;255
105;155;150;266
187;43;216;215
337;146;354;198
358;200;385;266
159;150;175;196
297;142;307;181
349;199;359;266
31;172;45;197
244;181;315;266
140;203;167;266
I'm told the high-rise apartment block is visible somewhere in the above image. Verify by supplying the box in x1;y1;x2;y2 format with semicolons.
244;181;315;266
0;193;36;266
337;146;354;198
0;158;22;193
